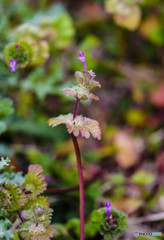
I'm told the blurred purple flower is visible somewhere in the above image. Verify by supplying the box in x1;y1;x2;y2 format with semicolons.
9;60;17;72
77;51;86;72
45;176;53;184
35;204;44;214
106;201;111;218
16;45;20;49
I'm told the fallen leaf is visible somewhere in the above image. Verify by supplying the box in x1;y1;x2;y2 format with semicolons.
150;83;164;107
114;5;141;31
114;130;144;168
113;198;142;214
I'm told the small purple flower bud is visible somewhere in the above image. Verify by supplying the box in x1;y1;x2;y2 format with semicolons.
9;60;17;72
35;204;44;214
77;51;86;72
16;45;20;49
79;51;84;57
106;201;111;218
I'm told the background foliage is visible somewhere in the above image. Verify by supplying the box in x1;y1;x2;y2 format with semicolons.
0;0;164;239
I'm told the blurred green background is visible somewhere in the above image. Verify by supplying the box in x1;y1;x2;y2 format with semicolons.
0;0;164;239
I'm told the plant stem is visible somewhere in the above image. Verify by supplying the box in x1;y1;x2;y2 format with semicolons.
47;185;79;193
72;97;84;240
17;209;25;223
72;134;84;240
73;98;80;120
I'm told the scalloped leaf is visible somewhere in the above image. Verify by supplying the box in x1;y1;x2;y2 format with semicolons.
23;196;49;210
0;183;27;211
19;222;55;240
21;164;47;200
48;113;101;140
0;157;10;171
19;203;55;240
0;170;26;185
62;86;99;101
24;203;53;223
75;70;101;89
40;13;75;51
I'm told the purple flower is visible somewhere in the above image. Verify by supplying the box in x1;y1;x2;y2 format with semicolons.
35;204;44;214
16;45;20;49
106;201;111;218
77;51;86;72
9;60;17;72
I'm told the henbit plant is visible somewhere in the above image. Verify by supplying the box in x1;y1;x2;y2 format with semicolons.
91;201;128;240
48;51;102;240
0;157;55;240
48;51;128;240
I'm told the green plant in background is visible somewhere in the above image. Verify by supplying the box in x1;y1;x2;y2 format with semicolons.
3;9;74;71
0;157;55;240
40;13;75;52
0;98;14;135
91;202;127;240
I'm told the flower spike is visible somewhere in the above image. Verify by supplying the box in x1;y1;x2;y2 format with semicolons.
9;60;17;72
77;51;86;72
106;201;111;218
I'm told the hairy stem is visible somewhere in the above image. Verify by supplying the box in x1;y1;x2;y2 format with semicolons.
47;185;79;193
73;98;80;120
17;209;25;223
72;97;84;240
72;134;84;240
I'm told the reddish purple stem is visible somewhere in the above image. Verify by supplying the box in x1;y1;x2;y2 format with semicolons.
72;134;84;240
73;98;80;120
47;186;79;193
71;97;84;240
17;209;25;222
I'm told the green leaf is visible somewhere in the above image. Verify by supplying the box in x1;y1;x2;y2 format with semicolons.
0;208;7;217
0;171;26;185
0;144;13;157
18;204;55;240
0;121;7;134
91;207;128;239
66;218;80;238
13;232;20;240
0;219;14;240
21;164;47;200
131;170;154;185
55;223;68;236
40;13;75;51
0;157;10;171
0;99;14;118
0;183;27;211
